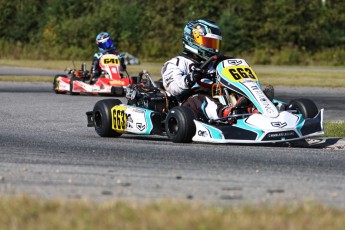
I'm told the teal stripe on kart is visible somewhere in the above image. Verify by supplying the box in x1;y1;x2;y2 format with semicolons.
144;110;154;134
273;99;286;105
295;114;305;137
201;100;208;119
234;119;264;140
202;123;224;140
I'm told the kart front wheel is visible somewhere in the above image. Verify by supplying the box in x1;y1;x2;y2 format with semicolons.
165;106;196;143
93;99;123;137
287;98;318;118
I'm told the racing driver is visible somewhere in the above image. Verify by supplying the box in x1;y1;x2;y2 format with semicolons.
90;32;126;82
161;19;274;121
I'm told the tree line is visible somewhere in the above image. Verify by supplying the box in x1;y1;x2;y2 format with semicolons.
0;0;344;65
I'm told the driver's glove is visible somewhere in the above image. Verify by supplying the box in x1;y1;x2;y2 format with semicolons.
185;67;206;88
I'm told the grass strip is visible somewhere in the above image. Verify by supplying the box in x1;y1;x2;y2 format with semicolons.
257;70;345;88
0;196;344;230
324;121;345;138
0;76;54;82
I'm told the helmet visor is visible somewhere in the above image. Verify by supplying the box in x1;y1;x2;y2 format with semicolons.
98;38;114;50
194;35;221;51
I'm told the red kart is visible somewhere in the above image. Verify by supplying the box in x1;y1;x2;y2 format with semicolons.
53;54;136;96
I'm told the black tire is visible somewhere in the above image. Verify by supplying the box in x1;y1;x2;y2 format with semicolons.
53;75;67;94
111;86;125;96
165;106;196;143
287;98;318;118
70;76;80;95
93;99;123;137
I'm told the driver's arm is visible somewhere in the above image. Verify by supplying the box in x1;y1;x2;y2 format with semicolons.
118;55;127;71
161;57;190;96
91;56;100;77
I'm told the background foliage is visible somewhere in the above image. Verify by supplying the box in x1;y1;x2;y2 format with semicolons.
0;0;344;65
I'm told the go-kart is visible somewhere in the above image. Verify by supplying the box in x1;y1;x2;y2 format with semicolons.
53;54;136;96
86;55;324;144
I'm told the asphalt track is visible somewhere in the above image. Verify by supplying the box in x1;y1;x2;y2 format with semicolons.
0;78;344;207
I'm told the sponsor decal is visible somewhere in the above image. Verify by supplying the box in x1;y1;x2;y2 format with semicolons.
250;85;275;114
127;114;133;123
136;123;146;131
271;122;287;128
227;60;242;66
267;131;295;138
110;80;125;86
198;130;209;137
133;108;145;114
206;33;222;39
126;114;134;129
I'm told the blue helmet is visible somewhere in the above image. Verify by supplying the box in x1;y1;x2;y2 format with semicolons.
95;32;116;52
182;19;222;59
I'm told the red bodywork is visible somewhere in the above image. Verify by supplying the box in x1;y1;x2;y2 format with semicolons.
53;54;135;96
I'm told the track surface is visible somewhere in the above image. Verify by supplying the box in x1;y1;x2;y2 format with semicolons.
0;82;344;208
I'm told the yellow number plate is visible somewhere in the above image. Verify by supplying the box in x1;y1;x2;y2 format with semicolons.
221;66;259;82
101;57;120;66
111;105;127;132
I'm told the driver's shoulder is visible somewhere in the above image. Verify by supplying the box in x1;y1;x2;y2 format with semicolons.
93;52;102;59
166;55;198;69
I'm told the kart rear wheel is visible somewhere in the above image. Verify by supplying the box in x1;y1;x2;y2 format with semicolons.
287;98;318;118
53;75;67;94
111;86;125;96
70;76;80;95
93;99;123;137
165;106;196;143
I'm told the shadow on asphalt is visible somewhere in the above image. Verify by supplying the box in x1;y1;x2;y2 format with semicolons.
111;134;345;150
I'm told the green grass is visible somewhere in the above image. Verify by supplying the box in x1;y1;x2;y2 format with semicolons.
0;59;96;70
324;121;345;138
0;76;54;82
0;196;344;230
256;69;345;88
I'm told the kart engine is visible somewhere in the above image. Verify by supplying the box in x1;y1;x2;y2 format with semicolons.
126;85;168;113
